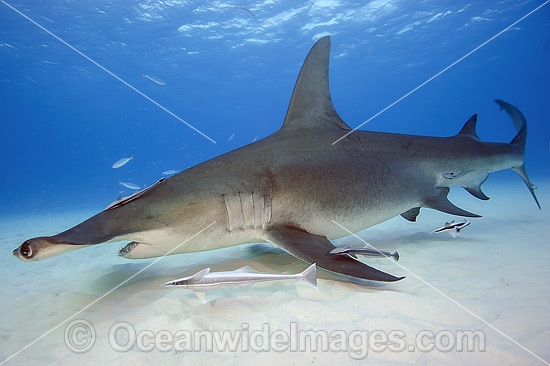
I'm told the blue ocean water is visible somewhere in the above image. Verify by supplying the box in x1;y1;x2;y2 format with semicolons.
1;2;550;365
1;1;548;216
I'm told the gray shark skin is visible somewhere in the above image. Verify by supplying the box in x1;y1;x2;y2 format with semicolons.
13;36;539;283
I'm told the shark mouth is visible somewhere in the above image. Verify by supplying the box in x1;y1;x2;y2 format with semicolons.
118;242;139;257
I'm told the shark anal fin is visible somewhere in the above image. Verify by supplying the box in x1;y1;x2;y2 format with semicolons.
265;225;404;282
425;187;481;218
461;172;489;200
464;186;490;201
400;207;421;222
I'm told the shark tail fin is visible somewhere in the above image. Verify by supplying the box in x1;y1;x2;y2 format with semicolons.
300;263;318;289
494;99;540;209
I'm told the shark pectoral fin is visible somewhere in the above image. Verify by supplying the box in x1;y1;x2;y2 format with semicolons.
400;207;421;222
265;226;404;282
425;187;481;218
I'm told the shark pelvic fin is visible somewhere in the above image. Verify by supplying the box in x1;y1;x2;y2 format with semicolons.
424;187;481;218
280;36;350;132
266;225;404;282
456;114;480;140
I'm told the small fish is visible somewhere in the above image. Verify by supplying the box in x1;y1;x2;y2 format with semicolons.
142;73;166;85
112;155;133;169
330;245;399;261
162;263;317;303
432;219;471;238
228;133;235;141
119;181;141;190
162;170;180;175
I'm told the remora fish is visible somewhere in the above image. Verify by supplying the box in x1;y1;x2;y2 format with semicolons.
142;74;166;85
433;220;471;238
330;246;399;261
112;155;133;168
14;37;539;283
162;263;317;303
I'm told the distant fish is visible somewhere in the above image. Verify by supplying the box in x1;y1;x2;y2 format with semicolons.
162;170;180;175
119;180;141;190
330;245;399;261
252;136;258;142
112;155;133;169
234;6;255;18
228;133;235;141
432;219;470;238
142;74;166;85
162;263;317;303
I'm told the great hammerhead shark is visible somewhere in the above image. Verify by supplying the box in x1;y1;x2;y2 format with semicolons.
13;36;539;282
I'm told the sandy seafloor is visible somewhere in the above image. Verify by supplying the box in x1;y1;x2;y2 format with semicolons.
0;178;548;366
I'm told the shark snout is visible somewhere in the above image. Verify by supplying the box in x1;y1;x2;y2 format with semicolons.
13;237;89;262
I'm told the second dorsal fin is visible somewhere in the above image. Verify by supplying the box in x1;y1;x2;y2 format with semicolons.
280;36;350;132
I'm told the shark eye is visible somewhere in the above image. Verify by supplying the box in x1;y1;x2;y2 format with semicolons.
20;243;33;258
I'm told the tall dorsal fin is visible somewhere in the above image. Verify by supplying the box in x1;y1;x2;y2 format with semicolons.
280;36;350;132
456;114;479;140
